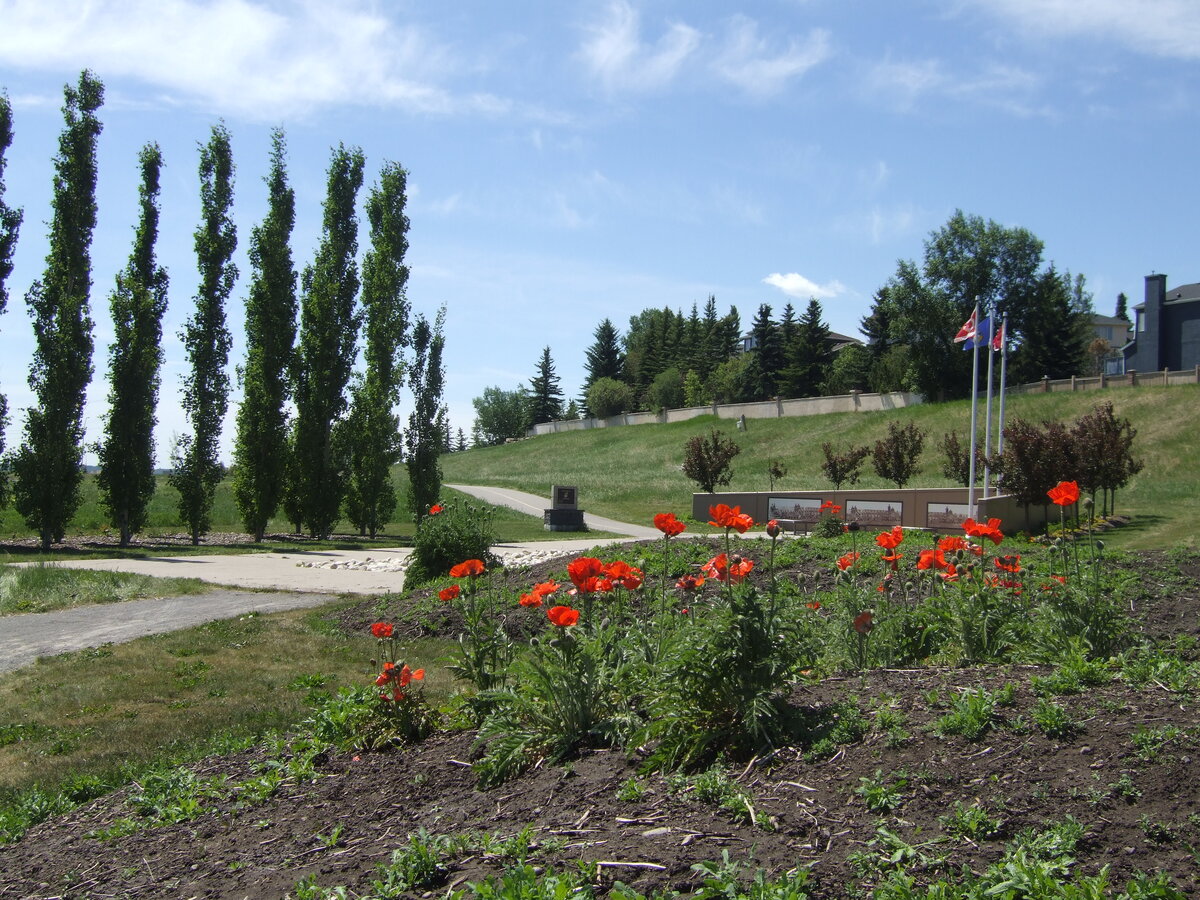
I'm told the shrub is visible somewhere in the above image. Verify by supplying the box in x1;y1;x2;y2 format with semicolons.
682;429;741;494
939;430;982;487
821;443;870;489
644;366;685;411
586;377;634;418
406;498;497;587
872;421;925;489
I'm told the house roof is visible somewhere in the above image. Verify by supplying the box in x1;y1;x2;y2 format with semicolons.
1134;281;1200;309
1090;314;1131;326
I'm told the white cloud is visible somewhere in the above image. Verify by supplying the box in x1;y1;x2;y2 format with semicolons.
578;0;700;93
713;16;832;97
972;0;1200;60
0;0;501;120
863;55;1046;116
763;272;846;299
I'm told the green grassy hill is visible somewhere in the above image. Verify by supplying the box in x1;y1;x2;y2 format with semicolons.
442;385;1200;550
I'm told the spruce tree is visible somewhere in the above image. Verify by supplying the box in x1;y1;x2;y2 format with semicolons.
745;303;781;400
406;309;446;526
291;144;365;538
97;143;168;546
233;129;297;541
780;298;833;398
170;124;237;545
0;91;24;502
581;318;623;413
12;71;103;550
527;346;564;424
342;161;410;538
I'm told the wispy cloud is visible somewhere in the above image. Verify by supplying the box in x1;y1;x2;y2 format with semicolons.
972;0;1200;60
0;0;504;120
713;16;832;97
863;55;1047;116
578;0;700;93
763;272;846;300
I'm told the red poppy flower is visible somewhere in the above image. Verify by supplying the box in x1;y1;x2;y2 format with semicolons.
620;569;644;591
567;556;604;590
371;622;394;638
994;555;1022;574
938;535;968;553
853;611;874;635
654;513;687;537
708;504;754;533
519;592;544;607
963;517;1004;545
547;605;580;627
449;559;485;578
837;551;859;571
831;504;842;515
701;553;753;583
875;526;904;550
676;573;705;591
881;551;903;570
806;600;821;611
1048;481;1080;506
529;581;559;600
428;504;444;515
604;560;634;579
439;585;461;602
398;664;425;687
766;519;782;538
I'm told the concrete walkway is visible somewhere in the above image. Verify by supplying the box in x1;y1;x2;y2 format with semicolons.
446;483;662;539
0;486;658;673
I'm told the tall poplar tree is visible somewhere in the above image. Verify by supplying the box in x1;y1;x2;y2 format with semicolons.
12;71;103;550
233;129;296;541
290;144;364;538
170;124;236;545
406;308;446;526
0;90;24;500
97;143;169;546
341;161;410;538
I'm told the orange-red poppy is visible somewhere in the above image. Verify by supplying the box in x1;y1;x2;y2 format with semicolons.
853;611;874;635
547;605;580;627
766;519;782;538
676;573;705;591
371;622;394;638
429;504;444;515
654;513;687;537
875;526;904;549
708;504;754;533
963;517;1004;545
438;585;460;602
519;592;544;607
449;559;485;578
994;555;1022;574
1048;481;1080;506
837;551;859;571
701;553;754;583
568;556;604;590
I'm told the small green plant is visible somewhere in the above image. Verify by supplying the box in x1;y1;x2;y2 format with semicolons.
1109;773;1142;802
1138;815;1175;844
617;776;647;802
406;499;497;587
314;823;344;849
1031;698;1081;739
1131;724;1181;761
857;769;908;814
939;801;1003;841
371;829;454;894
933;685;1014;742
670;766;761;827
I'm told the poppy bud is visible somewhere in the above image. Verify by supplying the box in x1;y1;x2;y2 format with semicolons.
848;521;861;533
766;519;781;538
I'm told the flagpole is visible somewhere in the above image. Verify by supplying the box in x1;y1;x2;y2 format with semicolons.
997;315;1009;457
966;303;981;519
982;305;996;499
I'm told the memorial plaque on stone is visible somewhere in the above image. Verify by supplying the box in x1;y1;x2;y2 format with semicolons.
545;485;585;531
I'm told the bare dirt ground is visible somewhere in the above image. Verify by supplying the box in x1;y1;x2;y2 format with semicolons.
2;543;1199;899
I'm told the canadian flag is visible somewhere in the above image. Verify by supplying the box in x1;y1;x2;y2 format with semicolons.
953;307;978;343
993;318;1005;351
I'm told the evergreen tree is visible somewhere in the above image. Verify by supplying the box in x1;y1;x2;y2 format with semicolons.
0;91;24;503
342;161;411;538
12;71;103;550
233;129;297;541
527;345;564;424
290;145;365;538
1115;291;1129;322
406;309;446;526
1011;266;1092;383
97;143;168;546
581;318;624;412
745;303;781;399
779;299;832;398
455;427;468;452
170;124;237;545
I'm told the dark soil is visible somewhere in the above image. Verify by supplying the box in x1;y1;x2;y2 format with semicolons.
3;542;1199;899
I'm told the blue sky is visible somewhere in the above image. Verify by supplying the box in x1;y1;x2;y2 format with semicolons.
0;0;1197;465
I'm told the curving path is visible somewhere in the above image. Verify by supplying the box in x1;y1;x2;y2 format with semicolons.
1;487;657;673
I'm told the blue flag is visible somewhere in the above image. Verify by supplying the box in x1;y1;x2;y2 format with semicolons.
962;316;992;350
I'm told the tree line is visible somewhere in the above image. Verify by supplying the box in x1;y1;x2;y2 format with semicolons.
0;71;446;550
471;211;1110;445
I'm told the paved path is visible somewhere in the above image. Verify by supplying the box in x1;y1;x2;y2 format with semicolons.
0;590;341;674
446;483;662;539
0;486;658;673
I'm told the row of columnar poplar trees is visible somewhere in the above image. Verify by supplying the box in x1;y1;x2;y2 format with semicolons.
0;71;445;551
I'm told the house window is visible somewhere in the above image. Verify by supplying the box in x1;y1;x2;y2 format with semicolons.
1136;311;1145;332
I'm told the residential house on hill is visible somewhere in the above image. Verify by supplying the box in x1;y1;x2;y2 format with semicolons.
1123;274;1200;372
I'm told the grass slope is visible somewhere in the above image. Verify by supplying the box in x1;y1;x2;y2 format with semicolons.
443;385;1200;549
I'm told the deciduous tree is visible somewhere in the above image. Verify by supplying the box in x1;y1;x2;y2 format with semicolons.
290;144;365;538
342;161;410;537
871;421;926;489
12;71;103;550
233;129;297;541
0;90;24;504
682;428;741;494
471;385;529;445
170;124;237;545
97;143;168;546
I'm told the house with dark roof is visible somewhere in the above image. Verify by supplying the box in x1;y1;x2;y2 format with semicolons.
1123;274;1200;372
